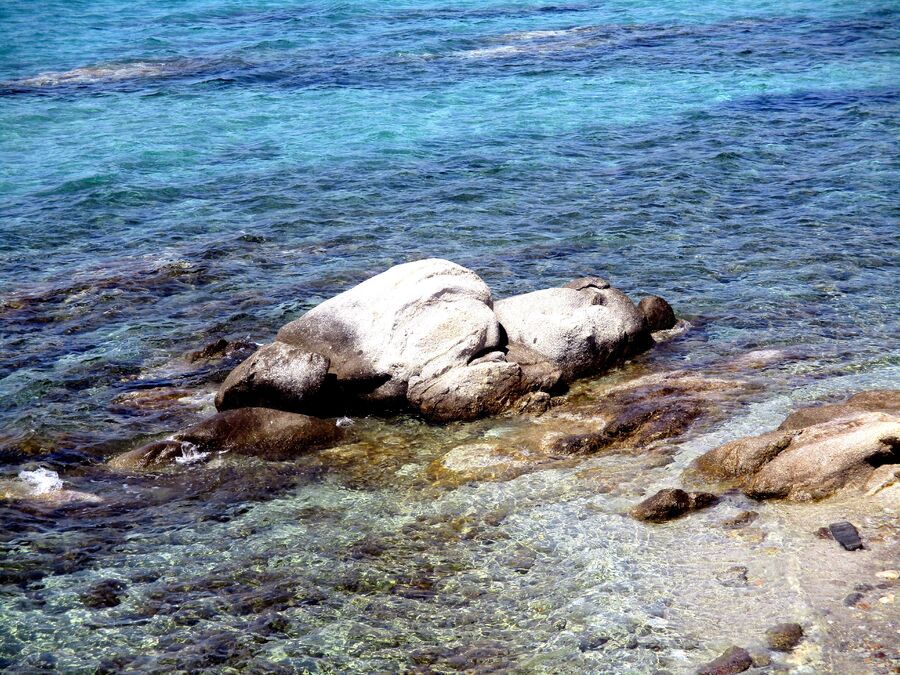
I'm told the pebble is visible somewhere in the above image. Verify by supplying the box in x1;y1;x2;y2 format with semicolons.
696;645;753;675
878;594;895;605
875;570;899;580
765;622;804;652
828;521;863;551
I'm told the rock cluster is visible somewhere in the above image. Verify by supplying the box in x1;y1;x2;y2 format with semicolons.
218;259;669;422
111;259;676;468
695;390;900;500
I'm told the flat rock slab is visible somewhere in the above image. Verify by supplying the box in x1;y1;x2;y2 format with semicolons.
695;391;900;501
829;521;864;551
110;407;345;468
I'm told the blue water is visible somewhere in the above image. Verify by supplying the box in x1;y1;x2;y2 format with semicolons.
1;1;898;671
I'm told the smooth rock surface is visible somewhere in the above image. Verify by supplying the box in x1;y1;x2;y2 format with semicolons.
215;342;329;413
276;259;502;403
639;295;677;332
696;408;900;500
408;360;535;423
631;488;719;523
765;623;804;651
777;389;900;430
494;281;650;382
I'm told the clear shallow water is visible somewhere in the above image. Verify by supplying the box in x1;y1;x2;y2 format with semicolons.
1;0;899;672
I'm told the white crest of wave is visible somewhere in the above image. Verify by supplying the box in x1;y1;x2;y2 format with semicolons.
13;61;184;87
174;441;210;466
17;467;64;495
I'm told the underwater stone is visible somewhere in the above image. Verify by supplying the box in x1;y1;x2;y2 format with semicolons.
696;646;752;675
81;579;128;609
110;407;344;468
765;622;804;651
630;488;718;523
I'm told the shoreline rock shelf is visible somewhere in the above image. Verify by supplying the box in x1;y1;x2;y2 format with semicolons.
694;390;900;501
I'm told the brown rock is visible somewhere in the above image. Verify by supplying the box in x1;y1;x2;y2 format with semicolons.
696;646;752;675
110;408;344;468
550;371;740;456
639;295;677;331
765;623;804;651
778;389;900;431
695;396;900;501
631;488;719;523
722;510;759;529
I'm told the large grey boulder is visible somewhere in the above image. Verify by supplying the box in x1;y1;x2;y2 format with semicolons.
696;391;900;501
408;359;533;422
276;259;502;404
215;342;329;412
493;277;650;382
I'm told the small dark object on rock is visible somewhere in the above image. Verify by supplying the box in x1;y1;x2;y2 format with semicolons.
81;579;128;609
631;488;719;523
844;592;865;607
696;645;753;675
716;565;749;588
765;623;804;652
815;527;833;540
639;296;677;331
828;521;863;551
722;511;758;529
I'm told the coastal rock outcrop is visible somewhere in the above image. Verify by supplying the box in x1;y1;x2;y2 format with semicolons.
494;277;651;382
210;259;671;423
110;408;344;469
695;391;900;500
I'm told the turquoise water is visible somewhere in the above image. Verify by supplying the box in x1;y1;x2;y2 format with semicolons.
1;1;899;672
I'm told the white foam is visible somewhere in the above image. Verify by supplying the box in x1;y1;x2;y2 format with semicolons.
17;467;64;495
336;416;355;428
174;442;210;466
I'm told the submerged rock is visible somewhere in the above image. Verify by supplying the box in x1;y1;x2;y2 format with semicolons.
550;371;743;456
696;646;752;675
81;579;128;609
765;623;804;652
110;408;344;468
215;342;329;413
695;392;900;500
630;488;718;523
494;280;650;382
